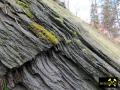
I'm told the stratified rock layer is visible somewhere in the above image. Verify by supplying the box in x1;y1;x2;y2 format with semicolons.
0;0;120;90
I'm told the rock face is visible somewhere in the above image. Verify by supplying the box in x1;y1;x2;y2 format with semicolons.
0;0;120;90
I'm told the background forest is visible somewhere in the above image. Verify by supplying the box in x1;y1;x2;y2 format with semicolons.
59;0;120;44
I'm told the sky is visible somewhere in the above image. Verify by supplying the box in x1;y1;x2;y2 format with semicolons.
60;0;91;23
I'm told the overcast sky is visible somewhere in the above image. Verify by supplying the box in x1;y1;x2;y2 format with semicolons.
60;0;91;23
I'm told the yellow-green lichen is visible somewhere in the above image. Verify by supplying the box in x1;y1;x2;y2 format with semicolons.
30;22;59;45
16;0;33;18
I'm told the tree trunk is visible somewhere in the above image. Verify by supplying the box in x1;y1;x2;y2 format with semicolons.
0;0;120;90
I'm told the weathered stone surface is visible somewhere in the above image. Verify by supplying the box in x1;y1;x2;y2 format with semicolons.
0;62;7;77
0;0;120;90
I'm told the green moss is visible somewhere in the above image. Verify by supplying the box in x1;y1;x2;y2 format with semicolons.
30;22;59;45
16;0;33;18
65;39;72;44
24;9;34;19
2;79;9;90
54;17;64;24
72;31;77;37
16;0;29;8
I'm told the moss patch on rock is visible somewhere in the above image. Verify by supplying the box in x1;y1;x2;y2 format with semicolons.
29;22;59;45
16;0;33;18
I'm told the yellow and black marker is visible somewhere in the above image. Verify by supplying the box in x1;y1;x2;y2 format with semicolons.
99;77;118;88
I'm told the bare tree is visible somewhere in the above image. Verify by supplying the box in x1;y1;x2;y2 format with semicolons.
100;0;119;37
90;0;99;28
